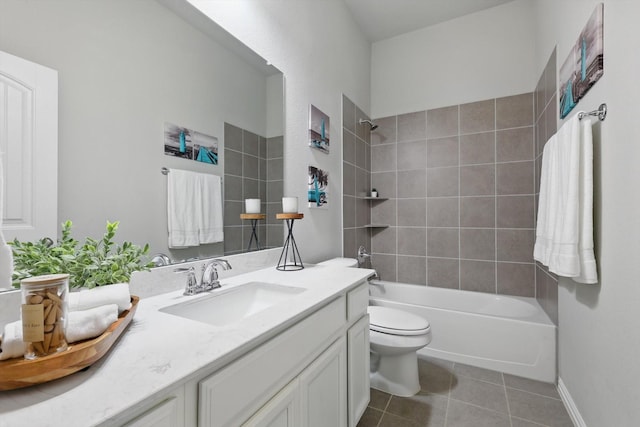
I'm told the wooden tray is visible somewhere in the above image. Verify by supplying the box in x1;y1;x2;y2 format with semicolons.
0;296;139;391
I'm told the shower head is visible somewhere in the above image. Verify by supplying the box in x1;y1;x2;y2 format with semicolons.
359;118;378;131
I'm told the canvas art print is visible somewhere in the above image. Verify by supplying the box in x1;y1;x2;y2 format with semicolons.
164;122;219;165
309;105;330;153
308;165;328;208
559;3;604;119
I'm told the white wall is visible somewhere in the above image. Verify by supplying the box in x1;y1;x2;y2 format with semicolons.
371;0;536;118
187;0;372;262
0;0;273;260
533;1;640;425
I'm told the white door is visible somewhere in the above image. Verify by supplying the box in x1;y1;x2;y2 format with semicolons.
0;50;58;241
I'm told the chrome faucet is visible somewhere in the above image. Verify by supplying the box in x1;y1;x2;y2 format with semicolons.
174;258;232;295
201;259;232;291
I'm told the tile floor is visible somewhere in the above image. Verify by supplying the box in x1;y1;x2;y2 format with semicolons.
357;356;573;427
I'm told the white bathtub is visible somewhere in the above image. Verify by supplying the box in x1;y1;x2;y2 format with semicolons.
369;280;556;382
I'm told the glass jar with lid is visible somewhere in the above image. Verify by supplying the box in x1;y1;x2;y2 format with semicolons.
20;274;69;359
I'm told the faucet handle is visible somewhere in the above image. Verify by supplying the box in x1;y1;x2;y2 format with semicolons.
174;266;200;296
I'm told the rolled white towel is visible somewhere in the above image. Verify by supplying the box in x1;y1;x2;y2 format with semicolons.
0;321;27;360
65;304;118;343
68;283;131;313
0;304;119;360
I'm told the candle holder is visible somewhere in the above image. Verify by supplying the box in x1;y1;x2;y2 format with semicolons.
275;213;304;271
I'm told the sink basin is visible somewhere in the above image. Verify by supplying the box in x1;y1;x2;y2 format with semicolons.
160;282;306;326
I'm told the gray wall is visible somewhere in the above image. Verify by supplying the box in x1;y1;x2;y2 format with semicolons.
342;95;372;263
362;94;537;297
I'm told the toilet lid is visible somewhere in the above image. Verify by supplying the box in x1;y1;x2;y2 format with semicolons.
368;306;430;336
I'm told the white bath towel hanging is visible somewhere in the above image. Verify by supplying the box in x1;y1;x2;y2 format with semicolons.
0;152;13;289
197;173;223;244
167;168;201;248
167;169;223;248
533;114;598;284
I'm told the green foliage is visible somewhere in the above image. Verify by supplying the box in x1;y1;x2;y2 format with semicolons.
10;220;153;289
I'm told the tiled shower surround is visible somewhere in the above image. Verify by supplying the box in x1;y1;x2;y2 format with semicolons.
534;49;560;324
343;93;542;297
224;123;284;255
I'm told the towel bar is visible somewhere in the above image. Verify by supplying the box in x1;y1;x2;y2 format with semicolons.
578;103;607;121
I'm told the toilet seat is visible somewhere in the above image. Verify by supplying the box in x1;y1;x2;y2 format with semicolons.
368;306;430;336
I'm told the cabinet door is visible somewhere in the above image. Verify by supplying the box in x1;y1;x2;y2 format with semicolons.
123;397;181;427
243;380;299;427
299;337;347;427
348;315;370;427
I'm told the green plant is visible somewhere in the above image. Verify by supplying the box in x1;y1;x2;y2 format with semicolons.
10;220;153;289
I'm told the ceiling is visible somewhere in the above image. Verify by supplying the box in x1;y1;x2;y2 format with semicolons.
344;0;517;42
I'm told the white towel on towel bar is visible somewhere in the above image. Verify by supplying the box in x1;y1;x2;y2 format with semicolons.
167;169;223;248
533;114;598;284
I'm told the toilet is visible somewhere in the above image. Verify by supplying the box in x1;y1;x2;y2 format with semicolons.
316;258;432;397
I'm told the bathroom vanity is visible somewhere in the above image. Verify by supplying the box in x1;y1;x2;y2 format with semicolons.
0;265;372;427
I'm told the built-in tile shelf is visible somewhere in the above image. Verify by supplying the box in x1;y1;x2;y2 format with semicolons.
360;197;388;201
363;224;389;229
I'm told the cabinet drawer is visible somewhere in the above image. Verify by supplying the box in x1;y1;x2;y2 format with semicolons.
199;296;346;427
347;282;368;321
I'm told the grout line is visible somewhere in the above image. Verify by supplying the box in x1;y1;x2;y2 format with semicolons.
503;372;515;427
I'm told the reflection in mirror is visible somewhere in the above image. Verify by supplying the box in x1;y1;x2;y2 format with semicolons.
0;0;284;291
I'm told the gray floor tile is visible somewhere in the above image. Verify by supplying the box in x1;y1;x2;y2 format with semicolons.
418;357;454;395
369;388;392;410
378;412;421;427
386;391;447;426
511;416;552;427
357;407;383;427
504;373;560;399
507;388;573;427
445;399;511;427
449;375;509;414
453;362;504;385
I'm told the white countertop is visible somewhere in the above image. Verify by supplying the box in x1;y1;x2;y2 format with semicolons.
0;265;374;427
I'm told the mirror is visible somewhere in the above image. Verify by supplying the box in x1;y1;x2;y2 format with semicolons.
0;0;284;285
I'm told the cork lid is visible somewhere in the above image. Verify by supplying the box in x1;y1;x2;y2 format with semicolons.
21;274;70;286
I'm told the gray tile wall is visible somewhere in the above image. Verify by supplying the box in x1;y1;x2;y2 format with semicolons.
342;95;372;264
224;123;283;254
365;93;537;297
534;49;559;325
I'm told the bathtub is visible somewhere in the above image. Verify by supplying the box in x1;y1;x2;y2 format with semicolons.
369;280;556;382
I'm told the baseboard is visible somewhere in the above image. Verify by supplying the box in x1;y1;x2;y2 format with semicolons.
557;377;587;427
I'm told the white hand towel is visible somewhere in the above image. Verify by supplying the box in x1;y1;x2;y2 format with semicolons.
167;168;201;248
0;151;14;290
0;321;26;360
65;304;118;343
68;282;131;313
197;173;224;244
0;304;119;360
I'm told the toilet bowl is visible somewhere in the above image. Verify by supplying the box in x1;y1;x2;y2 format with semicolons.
318;258;432;397
368;306;431;397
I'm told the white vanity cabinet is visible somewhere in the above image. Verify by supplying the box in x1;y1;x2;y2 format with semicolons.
198;280;369;427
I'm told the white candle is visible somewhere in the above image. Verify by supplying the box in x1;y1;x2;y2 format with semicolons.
282;197;298;213
245;198;261;214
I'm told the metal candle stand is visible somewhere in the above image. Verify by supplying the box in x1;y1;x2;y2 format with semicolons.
276;213;304;271
240;213;266;252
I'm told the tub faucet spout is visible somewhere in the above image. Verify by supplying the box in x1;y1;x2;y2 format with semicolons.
358;245;371;266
